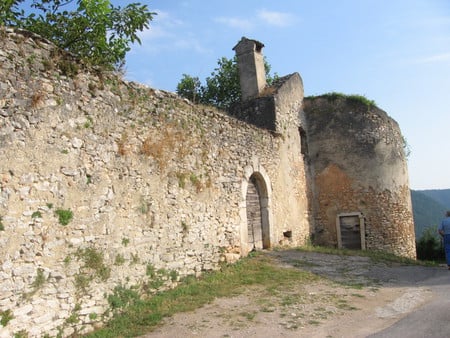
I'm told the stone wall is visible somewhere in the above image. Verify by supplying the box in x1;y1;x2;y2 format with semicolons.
0;28;309;336
228;73;303;135
0;28;416;336
303;96;416;258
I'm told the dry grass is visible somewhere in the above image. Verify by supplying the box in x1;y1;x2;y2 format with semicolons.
30;91;44;108
117;132;129;156
141;125;186;170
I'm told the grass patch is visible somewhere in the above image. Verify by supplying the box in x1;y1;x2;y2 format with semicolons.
31;211;42;219
0;309;13;326
23;268;47;299
114;254;125;266
55;208;73;226
108;285;140;311
296;244;431;266
75;247;110;282
31;268;46;289
86;246;431;336
86;253;318;337
307;92;376;108
122;237;130;247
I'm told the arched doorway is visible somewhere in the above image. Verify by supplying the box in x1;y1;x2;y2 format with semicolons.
245;173;270;251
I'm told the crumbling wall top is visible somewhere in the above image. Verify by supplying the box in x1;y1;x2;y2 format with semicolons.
233;37;265;55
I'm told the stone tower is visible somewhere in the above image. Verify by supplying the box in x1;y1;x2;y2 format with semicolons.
303;96;416;258
233;37;267;100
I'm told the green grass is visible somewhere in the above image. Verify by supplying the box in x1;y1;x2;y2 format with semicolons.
31;268;46;289
55;208;73;225
296;244;435;266
75;247;110;281
85;246;435;337
0;309;13;326
31;211;42;219
306;92;376;108
86;253;318;337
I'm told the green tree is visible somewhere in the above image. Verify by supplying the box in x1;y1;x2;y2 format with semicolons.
0;1;24;25
201;56;241;110
177;56;278;110
0;0;155;69
176;74;202;104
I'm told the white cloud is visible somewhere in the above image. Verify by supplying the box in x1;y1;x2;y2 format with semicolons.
138;25;171;40
138;10;182;40
257;9;296;27
214;17;253;31
214;9;297;31
133;9;210;55
173;37;211;54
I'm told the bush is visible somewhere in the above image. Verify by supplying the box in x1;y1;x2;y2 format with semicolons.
416;225;445;261
107;285;139;310
55;208;73;225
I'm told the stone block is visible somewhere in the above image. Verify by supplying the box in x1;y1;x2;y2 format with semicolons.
13;304;33;317
33;311;55;325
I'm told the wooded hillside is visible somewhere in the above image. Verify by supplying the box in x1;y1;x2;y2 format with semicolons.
411;189;450;238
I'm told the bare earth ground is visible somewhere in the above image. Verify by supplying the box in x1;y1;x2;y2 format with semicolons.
141;250;441;338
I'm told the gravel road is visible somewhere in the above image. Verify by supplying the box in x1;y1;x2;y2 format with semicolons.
142;250;449;338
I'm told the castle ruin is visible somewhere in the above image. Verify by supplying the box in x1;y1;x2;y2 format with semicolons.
0;30;415;336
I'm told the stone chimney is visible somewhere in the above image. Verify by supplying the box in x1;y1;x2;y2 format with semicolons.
233;37;266;100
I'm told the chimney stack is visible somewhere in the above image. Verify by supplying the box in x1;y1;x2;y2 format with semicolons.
233;37;266;100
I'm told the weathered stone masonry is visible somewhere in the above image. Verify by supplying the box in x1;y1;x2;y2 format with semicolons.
303;97;415;258
0;30;415;336
0;30;309;336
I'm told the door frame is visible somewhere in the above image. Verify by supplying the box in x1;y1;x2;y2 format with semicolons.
240;162;273;255
336;212;366;250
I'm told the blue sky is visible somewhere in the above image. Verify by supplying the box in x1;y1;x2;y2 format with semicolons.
125;1;450;190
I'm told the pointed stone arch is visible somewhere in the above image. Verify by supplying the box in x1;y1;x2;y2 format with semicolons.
240;161;273;255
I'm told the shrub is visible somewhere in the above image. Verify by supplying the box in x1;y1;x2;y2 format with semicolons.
114;254;125;266
416;225;445;261
0;309;13;326
75;247;110;281
107;285;139;310
55;209;73;225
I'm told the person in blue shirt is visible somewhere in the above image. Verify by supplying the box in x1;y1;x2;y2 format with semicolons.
438;211;450;269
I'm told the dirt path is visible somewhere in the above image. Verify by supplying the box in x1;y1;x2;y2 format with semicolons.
142;250;443;338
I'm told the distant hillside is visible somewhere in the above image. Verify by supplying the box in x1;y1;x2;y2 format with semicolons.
411;190;448;239
420;189;450;209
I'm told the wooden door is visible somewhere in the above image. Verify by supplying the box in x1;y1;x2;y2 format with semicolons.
246;176;263;250
338;214;362;250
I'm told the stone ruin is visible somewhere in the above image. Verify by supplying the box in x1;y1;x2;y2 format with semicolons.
0;29;415;336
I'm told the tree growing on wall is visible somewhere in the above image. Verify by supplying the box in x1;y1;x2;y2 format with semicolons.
0;0;155;69
176;74;202;105
177;56;277;110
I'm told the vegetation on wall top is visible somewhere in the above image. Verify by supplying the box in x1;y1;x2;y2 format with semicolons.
306;92;376;109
